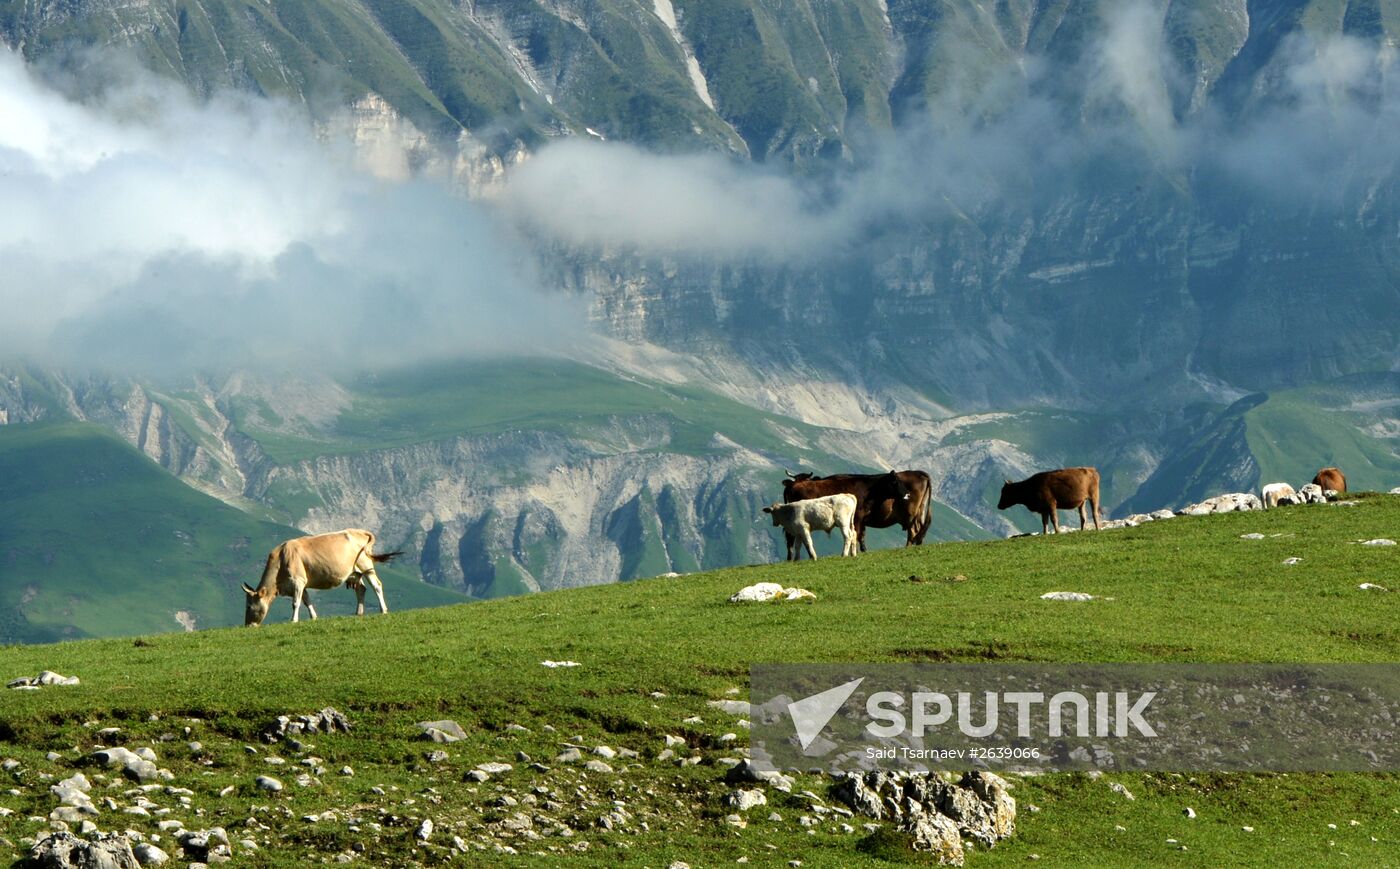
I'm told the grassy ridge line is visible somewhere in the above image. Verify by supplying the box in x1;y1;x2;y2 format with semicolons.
3;496;1398;723
1;499;1398;866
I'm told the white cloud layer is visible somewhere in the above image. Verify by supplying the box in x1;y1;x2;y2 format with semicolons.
0;50;581;376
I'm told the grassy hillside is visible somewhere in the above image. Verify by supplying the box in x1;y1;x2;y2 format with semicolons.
2;496;1398;866
0;423;469;643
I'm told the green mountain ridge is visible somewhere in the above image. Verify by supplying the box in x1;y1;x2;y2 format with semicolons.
0;421;468;644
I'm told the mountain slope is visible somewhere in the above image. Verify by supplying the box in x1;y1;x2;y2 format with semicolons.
0;421;468;643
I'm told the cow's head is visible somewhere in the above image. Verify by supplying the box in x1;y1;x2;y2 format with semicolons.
997;479;1016;510
762;504;785;526
243;583;271;627
887;471;912;501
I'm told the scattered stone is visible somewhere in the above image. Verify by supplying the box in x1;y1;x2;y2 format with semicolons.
254;776;282;793
1358;583;1391;591
1361;539;1396;547
339;766;354;777
1243;825;1254;832
540;660;581;668
1108;782;1135;801
416;721;467;743
1239;533;1266;540
664;735;686;748
729;583;815;603
583;760;613;774
1040;591;1095;601
708;699;751;717
1282;557;1302;565
1184;807;1197;819
425;751;449;764
723;790;767;812
556;748;584;763
416;819;433;842
592;746;617;759
133;842;169;865
477;762;513;775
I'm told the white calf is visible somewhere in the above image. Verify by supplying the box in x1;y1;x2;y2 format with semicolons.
763;493;859;560
1261;482;1296;509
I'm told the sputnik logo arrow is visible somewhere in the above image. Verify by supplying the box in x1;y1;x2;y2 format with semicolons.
787;677;865;751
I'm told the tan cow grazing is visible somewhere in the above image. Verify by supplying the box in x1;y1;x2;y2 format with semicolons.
1312;467;1347;495
243;529;400;627
997;467;1102;534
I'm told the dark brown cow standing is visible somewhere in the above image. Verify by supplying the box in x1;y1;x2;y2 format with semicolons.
1312;467;1347;494
781;470;926;557
997;467;1102;534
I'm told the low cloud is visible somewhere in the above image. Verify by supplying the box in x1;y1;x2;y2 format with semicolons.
498;4;1400;260
0;50;582;377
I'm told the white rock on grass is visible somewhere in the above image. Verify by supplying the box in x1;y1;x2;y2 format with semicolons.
1358;583;1391;592
416;720;467;743
254;776;283;793
708;700;751;717
1040;591;1095;602
541;660;581;668
1239;533;1266;540
1361;539;1397;547
723;789;767;811
1282;557;1302;565
728;583;815;603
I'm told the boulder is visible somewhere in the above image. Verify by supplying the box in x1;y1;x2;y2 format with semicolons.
89;747;158;783
1297;484;1326;504
28;831;139;869
416;720;467;743
262;708;350;742
833;770;1014;862
722;789;767;812
729;583;816;603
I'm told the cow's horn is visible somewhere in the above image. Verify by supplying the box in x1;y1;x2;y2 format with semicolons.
783;467;799;478
241;582;257;596
1004;479;1012;485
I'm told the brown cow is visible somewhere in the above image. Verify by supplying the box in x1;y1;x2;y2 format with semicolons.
1312;467;1347;494
997;467;1102;534
781;470;920;557
243;529;401;626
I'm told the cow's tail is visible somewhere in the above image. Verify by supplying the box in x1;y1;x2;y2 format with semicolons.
371;551;403;564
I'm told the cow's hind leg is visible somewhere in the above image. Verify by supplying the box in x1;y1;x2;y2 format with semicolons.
1091;497;1102;530
1078;503;1087;530
303;593;319;621
355;552;390;614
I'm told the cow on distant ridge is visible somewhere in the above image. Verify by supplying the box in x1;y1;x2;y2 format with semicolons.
1312;467;1347;495
997;467;1102;534
781;469;926;556
243;529;399;626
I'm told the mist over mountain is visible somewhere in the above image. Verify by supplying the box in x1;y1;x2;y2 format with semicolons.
2;0;1399;638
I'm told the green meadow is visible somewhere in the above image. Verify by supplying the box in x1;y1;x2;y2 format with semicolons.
2;494;1399;865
